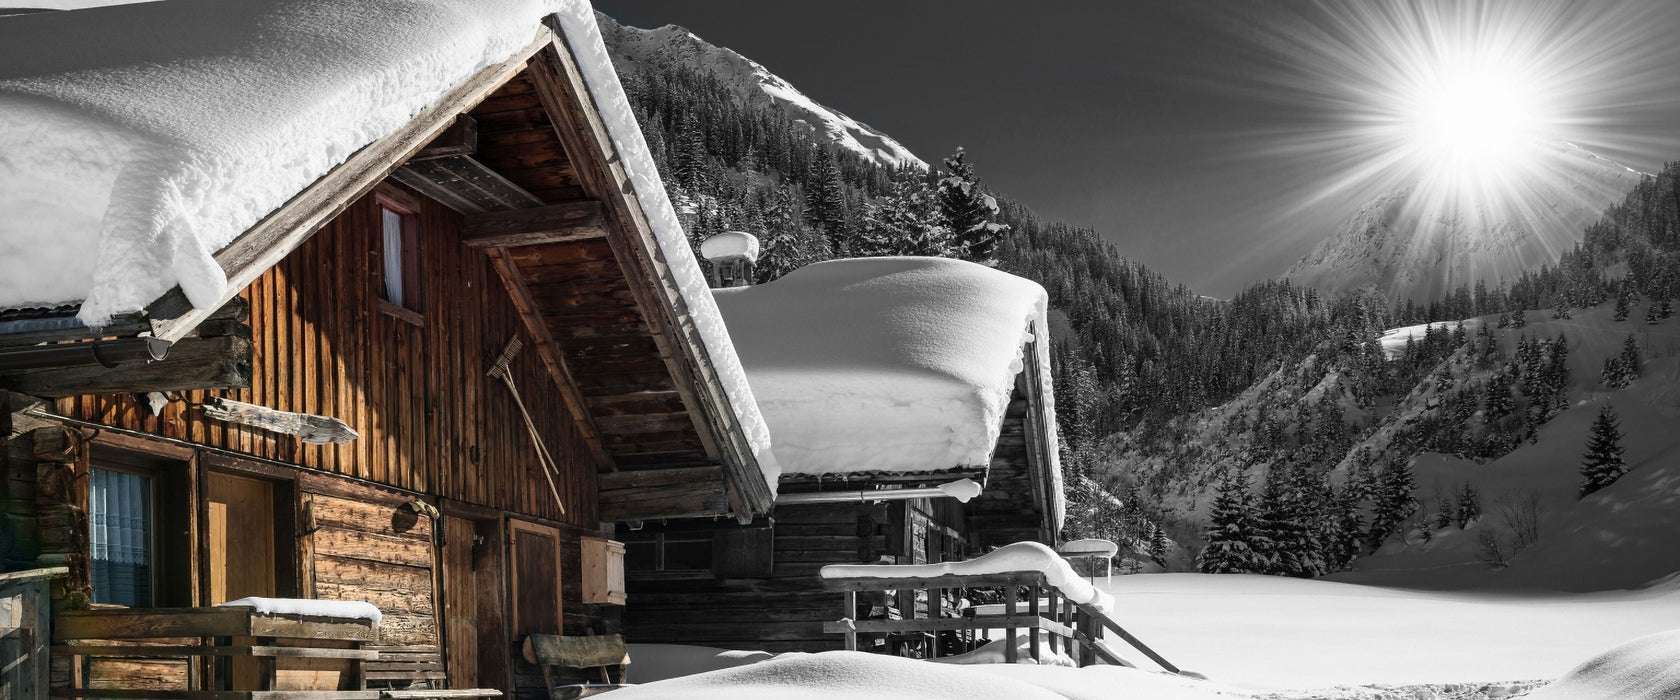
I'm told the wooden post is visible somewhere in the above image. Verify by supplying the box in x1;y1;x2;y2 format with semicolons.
1077;611;1095;667
1028;586;1041;662
1004;585;1018;664
1045;590;1059;657
844;590;857;652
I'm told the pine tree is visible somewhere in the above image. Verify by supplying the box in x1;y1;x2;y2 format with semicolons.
936;149;1009;265
1647;303;1664;325
1510;310;1527;329
1197;472;1264;574
1455;483;1480;527
1483;365;1515;420
1618;333;1642;380
1367;457;1418;550
1552;301;1571;320
1613;292;1630;321
1578;405;1627;498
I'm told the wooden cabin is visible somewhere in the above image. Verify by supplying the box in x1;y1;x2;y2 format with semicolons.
620;257;1064;654
0;4;774;697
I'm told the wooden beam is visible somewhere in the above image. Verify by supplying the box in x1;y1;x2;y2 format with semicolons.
0;335;251;398
597;465;721;491
408;114;478;161
484;246;616;471
144;31;550;343
461;201;607;248
529;35;773;520
597;481;730;522
390;154;543;215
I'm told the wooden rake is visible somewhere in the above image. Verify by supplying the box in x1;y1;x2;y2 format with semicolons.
489;336;566;515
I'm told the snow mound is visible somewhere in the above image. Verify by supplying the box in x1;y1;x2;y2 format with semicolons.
927;637;1076;667
626;643;774;684
714;257;1057;506
603;650;1248;700
821;542;1109;611
0;0;564;323
1519;630;1680;700
217;597;382;625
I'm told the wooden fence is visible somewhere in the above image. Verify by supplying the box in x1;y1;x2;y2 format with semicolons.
0;566;64;700
822;570;1179;672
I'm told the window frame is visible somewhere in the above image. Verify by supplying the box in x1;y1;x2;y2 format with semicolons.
374;184;425;325
84;442;195;609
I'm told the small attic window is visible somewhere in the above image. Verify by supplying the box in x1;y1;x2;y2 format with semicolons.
375;186;423;323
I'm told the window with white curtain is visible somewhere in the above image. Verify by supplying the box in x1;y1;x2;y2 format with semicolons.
382;206;407;308
90;467;154;607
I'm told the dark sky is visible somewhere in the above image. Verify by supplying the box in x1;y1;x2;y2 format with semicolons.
593;1;1680;297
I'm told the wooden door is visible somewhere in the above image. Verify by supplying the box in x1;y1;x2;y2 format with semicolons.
508;520;562;639
441;516;478;688
207;472;276;604
207;472;276;690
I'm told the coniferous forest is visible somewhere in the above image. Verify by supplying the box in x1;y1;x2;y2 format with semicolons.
604;24;1680;577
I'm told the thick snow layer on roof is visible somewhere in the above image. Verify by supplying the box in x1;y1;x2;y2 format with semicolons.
0;0;776;483
821;542;1109;611
699;230;760;263
217;596;382;625
714;257;1058;511
0;0;561;322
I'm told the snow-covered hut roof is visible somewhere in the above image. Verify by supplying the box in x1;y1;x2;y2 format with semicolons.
0;0;777;501
714;257;1062;523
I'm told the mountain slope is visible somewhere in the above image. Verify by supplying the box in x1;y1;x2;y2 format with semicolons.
1285;142;1647;302
597;13;925;170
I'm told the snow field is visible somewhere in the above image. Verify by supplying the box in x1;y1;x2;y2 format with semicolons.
1094;573;1680;691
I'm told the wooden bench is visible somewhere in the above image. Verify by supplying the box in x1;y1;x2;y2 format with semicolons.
521;635;628;699
363;646;446;689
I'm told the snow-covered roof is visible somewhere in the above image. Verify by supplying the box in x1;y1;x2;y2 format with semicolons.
0;0;777;486
714;257;1060;511
0;0;561;322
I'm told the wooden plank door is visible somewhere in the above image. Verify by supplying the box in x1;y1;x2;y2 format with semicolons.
207;472;276;690
441;516;478;688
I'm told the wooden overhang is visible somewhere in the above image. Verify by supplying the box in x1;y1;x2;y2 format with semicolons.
118;23;771;523
966;327;1061;547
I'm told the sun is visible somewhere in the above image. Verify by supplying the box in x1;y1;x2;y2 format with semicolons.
1408;62;1541;168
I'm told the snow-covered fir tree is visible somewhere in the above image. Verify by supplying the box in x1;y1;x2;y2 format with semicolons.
1197;472;1264;574
1579;405;1627;498
937;149;1009;265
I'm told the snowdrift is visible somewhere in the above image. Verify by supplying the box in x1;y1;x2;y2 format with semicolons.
1520;629;1680;700
604;650;1247;700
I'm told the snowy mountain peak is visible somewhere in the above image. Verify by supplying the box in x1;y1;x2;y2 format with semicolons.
596;14;926;171
1284;141;1648;302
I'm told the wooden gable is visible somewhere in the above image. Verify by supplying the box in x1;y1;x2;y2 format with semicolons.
43;26;771;524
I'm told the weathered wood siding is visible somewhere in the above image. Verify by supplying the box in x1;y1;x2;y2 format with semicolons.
55;182;598;527
624;502;939;654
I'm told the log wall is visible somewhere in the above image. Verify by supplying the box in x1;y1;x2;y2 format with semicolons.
622;501;964;654
54;182;598;528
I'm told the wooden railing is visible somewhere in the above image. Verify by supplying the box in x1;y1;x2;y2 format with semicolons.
1;567;65;700
822;571;1178;673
